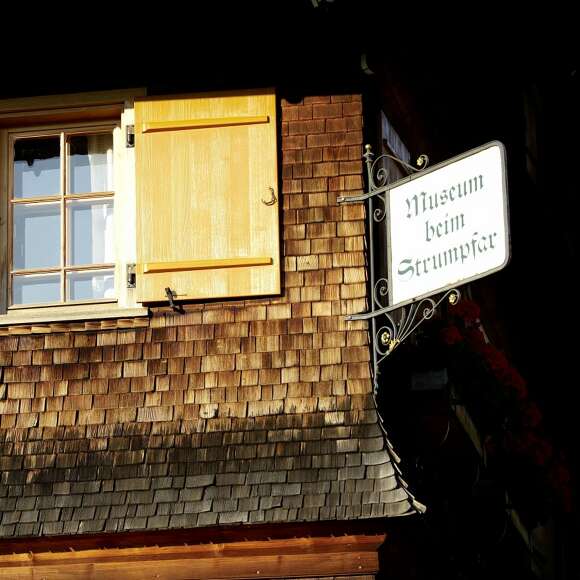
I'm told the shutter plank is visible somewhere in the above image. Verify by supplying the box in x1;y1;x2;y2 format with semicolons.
142;257;272;273
142;115;269;133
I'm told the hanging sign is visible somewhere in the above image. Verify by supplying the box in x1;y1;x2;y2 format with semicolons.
388;141;510;308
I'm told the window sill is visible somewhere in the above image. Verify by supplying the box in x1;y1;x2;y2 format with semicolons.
0;303;149;327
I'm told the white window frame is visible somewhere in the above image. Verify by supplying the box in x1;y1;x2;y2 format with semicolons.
0;89;148;325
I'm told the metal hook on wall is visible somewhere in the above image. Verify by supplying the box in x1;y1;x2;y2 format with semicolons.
165;287;184;313
261;187;277;206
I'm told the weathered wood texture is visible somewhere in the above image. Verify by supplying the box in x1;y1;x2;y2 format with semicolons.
0;95;415;541
135;90;280;302
0;534;384;579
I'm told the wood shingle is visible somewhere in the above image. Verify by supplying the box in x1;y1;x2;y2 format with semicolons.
0;93;420;540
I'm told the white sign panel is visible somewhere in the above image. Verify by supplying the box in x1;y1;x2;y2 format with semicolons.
388;141;509;308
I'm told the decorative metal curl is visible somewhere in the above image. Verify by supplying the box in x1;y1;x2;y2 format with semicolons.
373;278;389;310
375;325;396;357
373;163;390;190
372;195;387;223
365;143;430;190
365;288;462;376
337;146;430;208
359;145;430;223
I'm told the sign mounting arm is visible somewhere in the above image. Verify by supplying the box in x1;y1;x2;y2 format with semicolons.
338;144;461;394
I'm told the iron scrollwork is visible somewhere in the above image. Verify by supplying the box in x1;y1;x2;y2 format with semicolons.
369;288;461;364
337;144;430;223
373;277;389;310
338;144;460;394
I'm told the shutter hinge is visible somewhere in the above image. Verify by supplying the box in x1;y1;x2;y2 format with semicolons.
127;264;136;288
126;125;135;148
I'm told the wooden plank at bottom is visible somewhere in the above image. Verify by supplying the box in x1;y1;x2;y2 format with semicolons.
0;534;383;566
0;550;379;580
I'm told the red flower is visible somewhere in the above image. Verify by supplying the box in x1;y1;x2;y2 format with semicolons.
512;380;529;400
465;326;486;352
499;367;528;399
531;437;553;467
483;345;509;373
506;430;553;466
473;342;511;382
441;297;573;514
452;299;481;323
440;325;463;345
520;401;542;428
505;430;533;456
549;461;571;486
548;461;573;512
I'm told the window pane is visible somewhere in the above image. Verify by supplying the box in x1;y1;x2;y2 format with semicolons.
13;137;60;198
67;199;114;265
13;203;61;270
67;269;114;300
12;274;61;305
69;134;113;193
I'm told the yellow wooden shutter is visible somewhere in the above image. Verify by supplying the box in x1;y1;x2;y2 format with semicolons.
134;89;280;303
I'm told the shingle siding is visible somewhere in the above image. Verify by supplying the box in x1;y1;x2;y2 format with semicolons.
0;94;417;538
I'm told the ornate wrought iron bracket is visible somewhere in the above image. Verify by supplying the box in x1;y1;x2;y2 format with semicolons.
338;145;461;393
349;283;460;374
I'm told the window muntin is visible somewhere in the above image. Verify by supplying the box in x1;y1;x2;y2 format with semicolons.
9;126;116;307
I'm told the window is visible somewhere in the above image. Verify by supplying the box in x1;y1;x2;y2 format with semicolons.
0;88;280;324
10;128;115;306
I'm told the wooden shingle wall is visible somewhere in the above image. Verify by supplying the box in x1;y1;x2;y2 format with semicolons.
0;95;415;538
